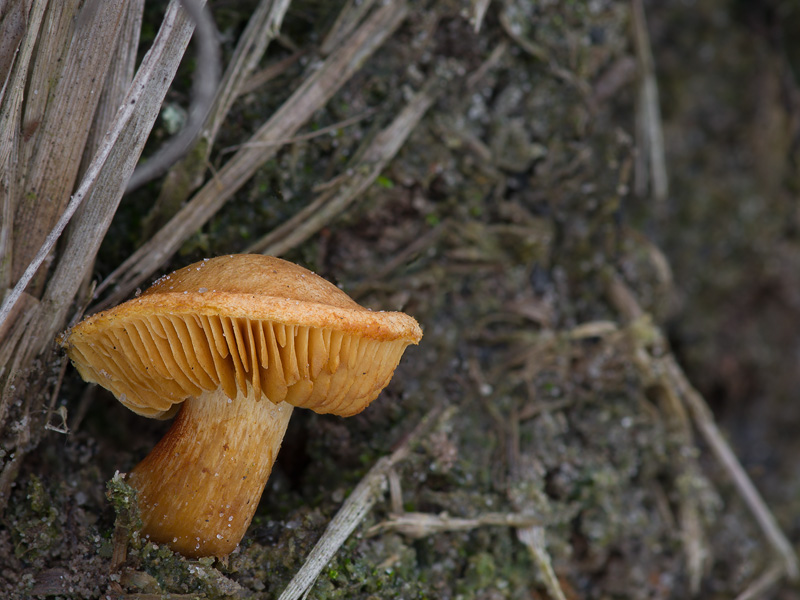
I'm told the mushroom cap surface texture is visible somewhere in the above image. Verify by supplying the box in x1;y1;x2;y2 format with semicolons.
61;255;422;418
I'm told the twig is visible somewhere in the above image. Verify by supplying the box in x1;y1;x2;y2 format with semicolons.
0;0;197;340
126;0;221;192
320;0;377;56
43;358;69;435
499;8;547;62
470;0;492;33
367;511;540;539
276;404;450;600
387;468;403;515
517;526;567;600
220;109;376;155
68;384;96;434
734;564;786;600
433;116;493;164
236;48;306;97
140;0;293;238
608;273;800;583
102;594;202;600
362;219;447;283
246;74;443;256
566;320;619;340
466;40;507;90
0;442;26;513
93;0;410;311
678;476;708;595
517;398;574;422
207;0;292;138
664;356;799;581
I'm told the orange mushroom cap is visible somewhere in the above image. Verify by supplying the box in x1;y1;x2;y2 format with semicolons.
61;254;422;418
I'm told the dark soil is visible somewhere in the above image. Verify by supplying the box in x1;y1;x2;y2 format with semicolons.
3;0;800;598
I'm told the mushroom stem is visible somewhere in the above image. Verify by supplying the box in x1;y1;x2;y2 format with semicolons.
128;386;293;557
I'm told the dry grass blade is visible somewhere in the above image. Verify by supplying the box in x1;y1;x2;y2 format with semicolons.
246;75;444;256
0;0;198;344
609;274;800;586
664;355;800;581
367;511;540;539
319;0;376;55
0;0;202;515
94;0;410;312
79;0;144;174
277;457;389;600
35;1;200;339
517;526;567;600
631;0;668;207
126;0;221;192
221;109;376;155
11;0;128;285
235;48;305;97
735;564;786;600
71;0;143;302
141;0;292;236
470;0;492;32
0;2;49;291
0;0;28;106
207;0;292;137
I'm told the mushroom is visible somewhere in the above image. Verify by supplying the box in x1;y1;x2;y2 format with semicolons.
60;254;422;557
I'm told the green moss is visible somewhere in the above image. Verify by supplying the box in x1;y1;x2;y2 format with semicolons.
463;551;496;589
106;471;143;545
376;175;395;189
11;475;60;561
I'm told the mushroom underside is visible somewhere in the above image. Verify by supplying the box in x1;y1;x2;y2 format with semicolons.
68;313;409;418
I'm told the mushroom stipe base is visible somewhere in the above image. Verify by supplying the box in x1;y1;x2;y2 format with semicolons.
128;386;293;558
